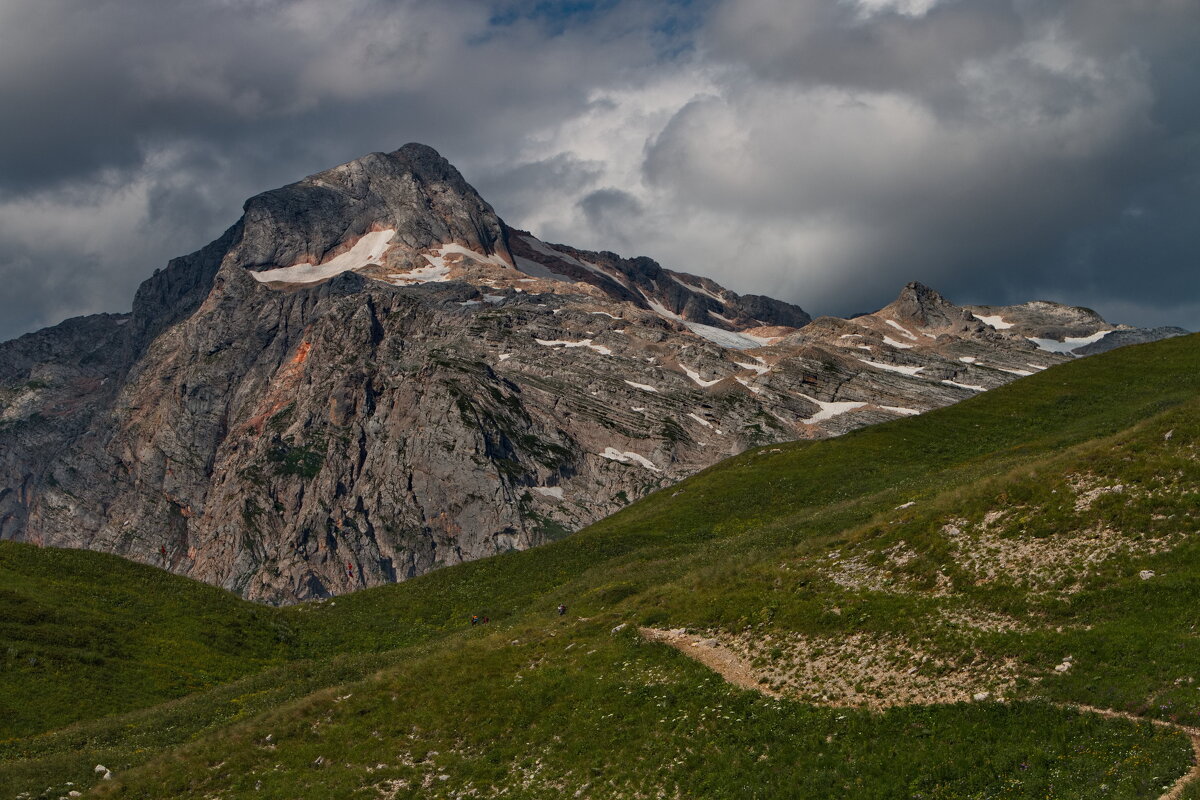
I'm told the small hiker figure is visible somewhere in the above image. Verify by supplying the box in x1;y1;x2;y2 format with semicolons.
481;616;489;624
346;562;354;579
557;604;567;616
470;614;479;626
160;545;168;560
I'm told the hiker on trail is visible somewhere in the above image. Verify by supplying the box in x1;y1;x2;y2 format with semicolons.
557;604;567;616
346;562;354;579
482;616;489;624
160;545;167;559
471;614;479;626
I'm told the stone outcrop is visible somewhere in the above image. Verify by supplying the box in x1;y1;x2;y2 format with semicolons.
0;145;1185;603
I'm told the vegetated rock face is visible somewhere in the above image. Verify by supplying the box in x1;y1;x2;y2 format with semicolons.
0;145;1186;603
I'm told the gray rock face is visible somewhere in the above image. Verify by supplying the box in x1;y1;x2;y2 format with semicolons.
887;282;967;330
0;146;1186;604
0;313;132;539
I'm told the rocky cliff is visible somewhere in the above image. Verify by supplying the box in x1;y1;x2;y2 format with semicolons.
0;145;1184;603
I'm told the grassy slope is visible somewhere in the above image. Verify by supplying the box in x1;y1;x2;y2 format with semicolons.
3;333;1200;798
0;545;293;737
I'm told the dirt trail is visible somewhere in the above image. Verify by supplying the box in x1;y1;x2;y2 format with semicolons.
1064;704;1200;800
640;627;782;697
641;627;1200;800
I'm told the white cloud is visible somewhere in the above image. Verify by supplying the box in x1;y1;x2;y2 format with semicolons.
849;0;949;19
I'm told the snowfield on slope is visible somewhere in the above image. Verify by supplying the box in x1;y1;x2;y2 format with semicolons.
251;229;396;284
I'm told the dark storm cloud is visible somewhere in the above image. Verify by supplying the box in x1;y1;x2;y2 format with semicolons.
0;0;685;340
631;0;1200;324
0;0;1196;342
0;0;661;194
578;188;645;250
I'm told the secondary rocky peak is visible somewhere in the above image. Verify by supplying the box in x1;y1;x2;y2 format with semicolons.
886;281;965;329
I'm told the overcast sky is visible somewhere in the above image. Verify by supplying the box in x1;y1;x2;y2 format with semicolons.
1;0;1197;341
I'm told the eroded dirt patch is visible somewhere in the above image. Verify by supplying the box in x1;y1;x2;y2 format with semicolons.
951;524;1182;595
642;627;1020;710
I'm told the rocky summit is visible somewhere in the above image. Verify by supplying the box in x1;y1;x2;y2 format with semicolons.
0;144;1185;604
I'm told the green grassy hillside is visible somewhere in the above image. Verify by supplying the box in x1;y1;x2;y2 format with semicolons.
4;333;1200;798
0;545;293;737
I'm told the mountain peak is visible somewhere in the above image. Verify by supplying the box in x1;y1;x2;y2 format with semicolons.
388;141;453;167
327;143;466;190
895;281;947;307
229;144;510;277
885;281;964;329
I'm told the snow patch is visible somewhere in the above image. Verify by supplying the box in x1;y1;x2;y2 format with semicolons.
251;229;395;284
435;243;509;268
883;336;915;350
942;380;986;392
645;296;769;350
734;360;769;375
881;406;920;416
645;297;683;321
993;366;1034;376
684;321;771;350
681;364;722;388
535;338;612;356
975;314;1013;330
390;242;508;285
959;356;977;363
668;273;724;302
885;319;919;340
391;262;449;284
799;393;867;424
687;412;713;429
858;359;924;376
600;447;659;471
1027;330;1112;355
624;380;659;393
498;353;512;361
